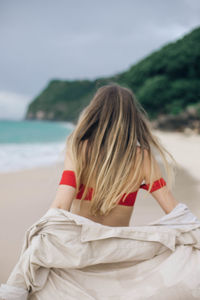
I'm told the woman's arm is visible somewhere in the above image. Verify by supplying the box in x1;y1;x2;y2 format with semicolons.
143;149;179;214
50;150;76;211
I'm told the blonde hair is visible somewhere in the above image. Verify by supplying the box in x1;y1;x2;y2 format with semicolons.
66;83;177;216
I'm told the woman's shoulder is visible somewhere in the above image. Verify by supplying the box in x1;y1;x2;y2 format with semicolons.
64;148;75;171
64;139;88;171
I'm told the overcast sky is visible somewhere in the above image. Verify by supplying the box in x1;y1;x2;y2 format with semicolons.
0;0;200;120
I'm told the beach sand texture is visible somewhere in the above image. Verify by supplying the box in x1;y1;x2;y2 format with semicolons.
0;130;200;283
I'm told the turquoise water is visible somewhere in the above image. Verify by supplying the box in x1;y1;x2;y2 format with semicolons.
0;120;74;144
0;120;75;172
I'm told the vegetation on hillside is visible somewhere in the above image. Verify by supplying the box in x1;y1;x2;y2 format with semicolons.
25;27;200;126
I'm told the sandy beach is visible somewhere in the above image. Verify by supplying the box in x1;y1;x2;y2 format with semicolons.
0;129;200;283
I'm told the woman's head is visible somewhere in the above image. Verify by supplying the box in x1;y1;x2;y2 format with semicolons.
66;82;177;216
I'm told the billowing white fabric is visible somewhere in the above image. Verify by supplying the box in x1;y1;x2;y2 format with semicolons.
0;202;200;300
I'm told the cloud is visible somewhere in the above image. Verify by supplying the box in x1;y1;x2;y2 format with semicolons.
0;91;31;120
0;0;199;98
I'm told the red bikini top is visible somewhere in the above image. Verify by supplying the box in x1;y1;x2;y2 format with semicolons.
59;170;166;207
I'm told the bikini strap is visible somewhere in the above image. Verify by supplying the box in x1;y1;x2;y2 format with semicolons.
140;177;166;193
59;170;76;188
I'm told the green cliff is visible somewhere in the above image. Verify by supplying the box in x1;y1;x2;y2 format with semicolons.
25;26;200;127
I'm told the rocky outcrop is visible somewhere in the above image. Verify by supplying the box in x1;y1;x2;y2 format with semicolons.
151;105;200;134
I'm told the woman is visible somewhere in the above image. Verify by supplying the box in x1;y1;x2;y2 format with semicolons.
51;83;179;223
1;83;200;300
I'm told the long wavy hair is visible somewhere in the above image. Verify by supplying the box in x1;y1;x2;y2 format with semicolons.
65;83;177;216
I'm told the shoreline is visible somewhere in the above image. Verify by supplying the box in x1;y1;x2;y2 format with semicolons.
0;128;199;177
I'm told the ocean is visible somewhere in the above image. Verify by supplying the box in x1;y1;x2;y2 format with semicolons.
0;120;75;173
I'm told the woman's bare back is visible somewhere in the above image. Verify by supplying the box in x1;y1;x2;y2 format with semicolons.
70;199;135;227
